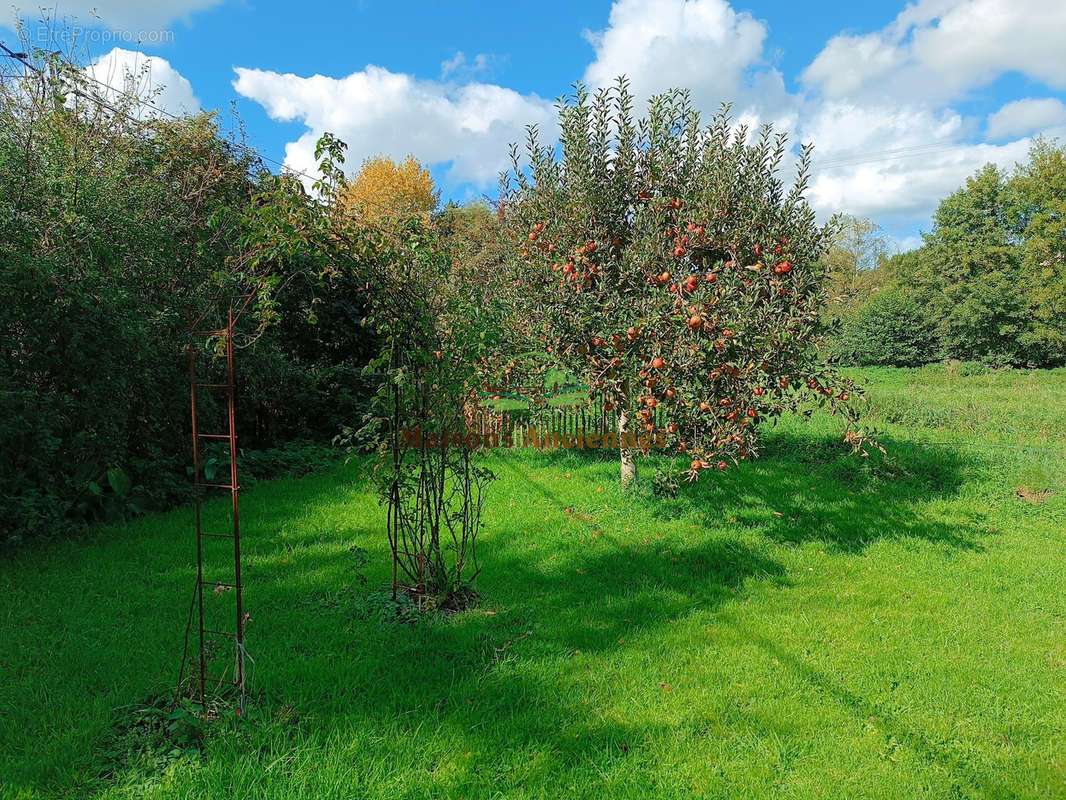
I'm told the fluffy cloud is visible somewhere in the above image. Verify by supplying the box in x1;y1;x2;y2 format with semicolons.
795;0;1066;224
582;0;793;121
12;0;223;31
232;65;555;189
808;140;1031;220
440;52;496;80
804;103;1031;219
83;47;199;118
231;0;796;193
801;102;965;160
891;234;924;254
226;0;800;192
986;98;1066;140
228;0;1061;230
802;0;1066;104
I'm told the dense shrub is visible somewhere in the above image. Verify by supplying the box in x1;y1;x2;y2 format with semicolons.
0;56;372;543
831;289;938;367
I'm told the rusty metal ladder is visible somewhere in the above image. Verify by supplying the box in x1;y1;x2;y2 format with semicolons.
187;306;247;715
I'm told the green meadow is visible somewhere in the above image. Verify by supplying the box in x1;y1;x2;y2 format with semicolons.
2;366;1065;799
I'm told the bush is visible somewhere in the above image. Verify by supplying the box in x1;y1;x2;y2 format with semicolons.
236;440;341;481
832;289;938;367
0;51;374;543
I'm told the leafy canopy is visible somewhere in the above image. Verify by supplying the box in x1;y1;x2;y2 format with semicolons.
340;155;440;223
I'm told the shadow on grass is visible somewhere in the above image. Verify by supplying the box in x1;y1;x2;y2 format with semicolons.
626;431;980;553
487;428;985;554
153;525;792;798
38;434;997;798
725;617;1018;800
197;434;996;798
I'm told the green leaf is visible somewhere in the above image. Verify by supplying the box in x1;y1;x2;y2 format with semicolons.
107;467;132;497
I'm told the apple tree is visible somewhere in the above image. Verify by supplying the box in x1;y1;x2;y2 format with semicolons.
500;80;872;488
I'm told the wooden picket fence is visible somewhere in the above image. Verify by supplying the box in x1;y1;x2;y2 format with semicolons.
466;383;668;446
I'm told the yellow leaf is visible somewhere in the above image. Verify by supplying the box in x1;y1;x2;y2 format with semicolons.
339;155;438;224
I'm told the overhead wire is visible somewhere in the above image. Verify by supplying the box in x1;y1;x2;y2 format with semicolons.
814;141;986;170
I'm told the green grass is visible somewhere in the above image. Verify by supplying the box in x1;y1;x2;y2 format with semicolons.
2;366;1065;799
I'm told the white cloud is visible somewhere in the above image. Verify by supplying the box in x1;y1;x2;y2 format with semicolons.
12;0;223;32
440;52;490;80
230;0;800;194
802;0;1066;104
802;102;966;160
891;234;924;254
986;98;1066;140
83;47;199;118
808;132;1032;221
227;0;1062;231
232;65;555;189
796;0;1066;224
582;0;794;122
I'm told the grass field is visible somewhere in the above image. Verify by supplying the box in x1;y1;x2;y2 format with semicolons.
2;366;1065;799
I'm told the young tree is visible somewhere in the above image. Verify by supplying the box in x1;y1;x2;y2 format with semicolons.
241;136;503;607
501;81;869;488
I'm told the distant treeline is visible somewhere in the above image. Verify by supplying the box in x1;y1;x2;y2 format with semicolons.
825;139;1066;369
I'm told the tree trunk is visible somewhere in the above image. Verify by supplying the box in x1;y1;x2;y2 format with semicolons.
618;402;637;490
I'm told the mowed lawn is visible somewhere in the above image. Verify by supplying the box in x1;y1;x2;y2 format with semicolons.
2;367;1065;800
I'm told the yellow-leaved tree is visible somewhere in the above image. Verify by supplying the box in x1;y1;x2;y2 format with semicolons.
341;155;439;222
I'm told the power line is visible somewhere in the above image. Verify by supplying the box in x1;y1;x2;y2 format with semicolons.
1;45;433;221
0;43;325;189
0;42;446;331
0;45;1042;210
892;438;1066;458
814;141;985;170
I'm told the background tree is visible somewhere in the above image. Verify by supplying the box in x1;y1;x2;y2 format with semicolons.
828;139;1066;369
822;214;891;316
1008;138;1066;362
501;82;869;488
436;201;507;286
340;155;440;223
918;164;1031;365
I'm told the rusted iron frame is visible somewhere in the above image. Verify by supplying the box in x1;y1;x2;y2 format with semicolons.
187;292;254;716
188;320;206;712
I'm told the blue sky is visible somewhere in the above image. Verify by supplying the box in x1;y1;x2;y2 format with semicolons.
4;0;1066;250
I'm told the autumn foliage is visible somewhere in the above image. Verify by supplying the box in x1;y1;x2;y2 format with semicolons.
340;154;439;223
